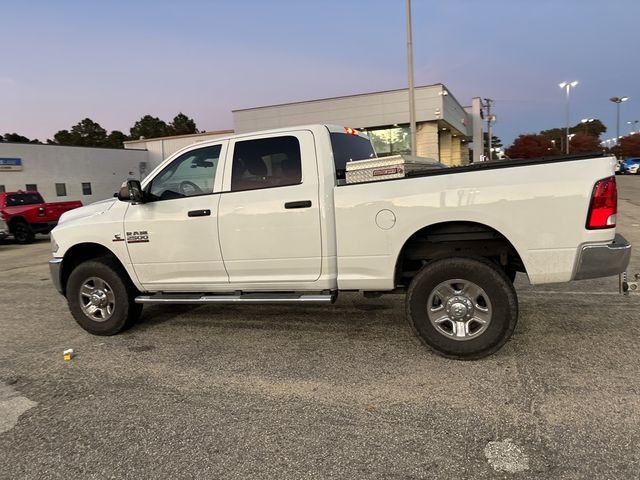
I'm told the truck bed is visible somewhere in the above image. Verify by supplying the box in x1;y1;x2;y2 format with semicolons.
333;153;617;289
338;152;606;186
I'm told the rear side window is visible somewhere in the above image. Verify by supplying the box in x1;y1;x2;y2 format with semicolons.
330;132;376;179
231;136;301;192
6;193;44;206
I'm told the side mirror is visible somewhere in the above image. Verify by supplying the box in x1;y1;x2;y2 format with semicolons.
117;180;145;204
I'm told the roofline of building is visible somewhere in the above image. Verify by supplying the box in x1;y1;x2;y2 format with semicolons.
123;129;235;145
232;83;447;113
0;141;148;152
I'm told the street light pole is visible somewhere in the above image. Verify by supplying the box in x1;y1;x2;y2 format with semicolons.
559;81;578;154
581;118;594;135
610;96;629;147
627;120;639;134
406;0;417;156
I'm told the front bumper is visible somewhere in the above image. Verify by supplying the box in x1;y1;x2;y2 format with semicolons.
574;234;631;280
49;257;64;294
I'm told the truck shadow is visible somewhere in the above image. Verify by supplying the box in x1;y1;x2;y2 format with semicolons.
0;236;50;247
133;295;403;335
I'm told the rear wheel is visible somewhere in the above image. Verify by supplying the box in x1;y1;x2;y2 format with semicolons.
406;257;518;360
12;220;34;244
66;258;142;335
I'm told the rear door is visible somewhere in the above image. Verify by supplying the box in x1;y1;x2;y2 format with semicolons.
217;131;322;283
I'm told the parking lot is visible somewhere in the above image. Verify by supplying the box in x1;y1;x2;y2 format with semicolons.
1;176;639;479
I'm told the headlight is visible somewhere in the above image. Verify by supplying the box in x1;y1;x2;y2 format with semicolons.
50;234;59;254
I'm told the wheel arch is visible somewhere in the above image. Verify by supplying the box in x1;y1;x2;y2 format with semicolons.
8;215;28;229
394;220;527;287
61;242;133;295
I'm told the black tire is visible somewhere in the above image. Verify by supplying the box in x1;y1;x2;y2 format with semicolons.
66;258;142;335
12;220;34;244
406;256;518;360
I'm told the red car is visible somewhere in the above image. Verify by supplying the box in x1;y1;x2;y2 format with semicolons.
0;191;82;244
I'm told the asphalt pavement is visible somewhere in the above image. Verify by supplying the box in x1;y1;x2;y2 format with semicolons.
1;176;639;479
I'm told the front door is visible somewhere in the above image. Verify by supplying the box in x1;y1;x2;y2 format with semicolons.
217;131;322;284
124;142;229;289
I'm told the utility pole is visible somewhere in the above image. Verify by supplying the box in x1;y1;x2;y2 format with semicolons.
406;0;417;156
483;98;494;160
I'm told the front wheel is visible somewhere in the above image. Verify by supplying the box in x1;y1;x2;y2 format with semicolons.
406;257;518;360
66;258;142;335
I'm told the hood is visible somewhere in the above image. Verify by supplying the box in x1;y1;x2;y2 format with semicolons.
58;197;117;225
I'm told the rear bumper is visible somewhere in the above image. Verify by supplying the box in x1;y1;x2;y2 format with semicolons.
49;257;64;294
574;234;631;280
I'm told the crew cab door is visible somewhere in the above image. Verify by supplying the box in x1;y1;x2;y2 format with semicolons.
218;131;322;283
124;142;229;288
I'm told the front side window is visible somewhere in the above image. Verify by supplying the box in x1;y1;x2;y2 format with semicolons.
148;145;221;201
231;136;301;192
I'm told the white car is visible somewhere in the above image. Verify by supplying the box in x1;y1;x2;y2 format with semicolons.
49;125;631;359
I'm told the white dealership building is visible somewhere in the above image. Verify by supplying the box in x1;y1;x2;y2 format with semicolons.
0;84;484;203
126;84;484;167
0;143;148;204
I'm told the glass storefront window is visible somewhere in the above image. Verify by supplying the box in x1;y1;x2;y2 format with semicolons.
365;126;411;157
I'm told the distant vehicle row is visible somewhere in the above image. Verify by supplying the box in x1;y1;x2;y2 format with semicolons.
616;158;640;175
0;191;82;244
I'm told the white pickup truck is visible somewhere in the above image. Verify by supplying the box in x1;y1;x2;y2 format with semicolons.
49;125;631;359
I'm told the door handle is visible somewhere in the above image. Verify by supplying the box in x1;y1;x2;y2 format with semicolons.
188;209;211;217
284;200;312;209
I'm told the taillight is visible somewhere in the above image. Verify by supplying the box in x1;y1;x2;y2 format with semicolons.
586;176;617;229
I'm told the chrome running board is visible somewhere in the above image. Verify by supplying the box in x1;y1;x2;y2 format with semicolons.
135;291;337;305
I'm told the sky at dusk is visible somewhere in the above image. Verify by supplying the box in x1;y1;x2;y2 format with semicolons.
2;0;639;147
